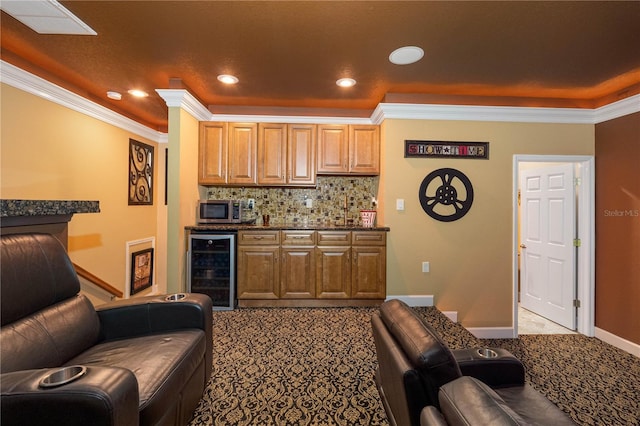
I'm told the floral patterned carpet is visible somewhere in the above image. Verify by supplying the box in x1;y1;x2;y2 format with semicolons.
188;306;640;425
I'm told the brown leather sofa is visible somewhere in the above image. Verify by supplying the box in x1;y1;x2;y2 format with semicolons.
0;233;213;426
372;299;575;426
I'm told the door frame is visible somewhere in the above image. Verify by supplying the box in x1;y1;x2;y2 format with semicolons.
513;155;595;337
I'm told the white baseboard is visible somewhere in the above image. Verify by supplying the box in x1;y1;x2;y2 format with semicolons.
442;311;458;322
385;295;434;307
595;327;640;358
467;327;516;339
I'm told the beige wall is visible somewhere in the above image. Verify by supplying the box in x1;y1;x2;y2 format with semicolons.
1;84;165;297
382;119;594;328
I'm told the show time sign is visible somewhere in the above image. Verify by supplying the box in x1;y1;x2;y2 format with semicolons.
404;140;489;159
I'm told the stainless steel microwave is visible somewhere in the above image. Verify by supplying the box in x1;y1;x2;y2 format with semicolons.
197;200;242;224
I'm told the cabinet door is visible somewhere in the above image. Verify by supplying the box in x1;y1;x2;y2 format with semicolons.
258;123;287;185
198;122;228;184
237;246;279;299
316;246;351;298
281;247;315;298
288;124;316;185
317;124;348;174
349;125;380;175
228;123;257;185
351;246;386;298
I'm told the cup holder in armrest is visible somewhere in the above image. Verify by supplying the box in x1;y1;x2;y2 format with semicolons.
39;365;87;388
476;348;498;358
165;293;187;302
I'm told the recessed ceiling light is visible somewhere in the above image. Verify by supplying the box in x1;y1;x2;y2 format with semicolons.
389;46;424;65
127;89;148;98
336;78;356;88
107;91;122;100
217;74;239;85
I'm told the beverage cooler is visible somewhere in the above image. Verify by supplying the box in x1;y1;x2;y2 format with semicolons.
187;232;236;310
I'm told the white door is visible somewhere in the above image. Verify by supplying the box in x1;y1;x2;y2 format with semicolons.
520;163;576;329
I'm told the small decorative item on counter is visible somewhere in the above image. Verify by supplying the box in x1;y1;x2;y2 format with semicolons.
262;214;270;226
360;210;376;227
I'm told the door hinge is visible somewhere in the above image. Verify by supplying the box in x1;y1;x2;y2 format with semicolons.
573;299;581;308
574;177;582;186
573;238;581;247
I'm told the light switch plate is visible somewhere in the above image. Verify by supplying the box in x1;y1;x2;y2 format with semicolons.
396;199;405;211
422;261;430;273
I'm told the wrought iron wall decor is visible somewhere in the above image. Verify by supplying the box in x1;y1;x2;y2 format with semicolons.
128;138;154;205
419;168;474;222
405;140;489;159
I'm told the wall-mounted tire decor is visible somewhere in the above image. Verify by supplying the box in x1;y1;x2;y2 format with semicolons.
419;168;474;222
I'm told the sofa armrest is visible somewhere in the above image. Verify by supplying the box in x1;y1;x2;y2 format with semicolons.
96;293;213;380
96;293;212;339
420;406;448;426
1;366;139;426
452;347;525;388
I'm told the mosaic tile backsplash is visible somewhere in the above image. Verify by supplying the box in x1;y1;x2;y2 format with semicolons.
204;176;379;225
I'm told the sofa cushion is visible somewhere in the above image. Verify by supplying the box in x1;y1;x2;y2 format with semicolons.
495;385;576;425
380;299;462;406
67;329;206;425
0;294;101;373
1;234;81;326
438;376;526;426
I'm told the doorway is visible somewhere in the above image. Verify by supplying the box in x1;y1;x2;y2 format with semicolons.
513;155;595;337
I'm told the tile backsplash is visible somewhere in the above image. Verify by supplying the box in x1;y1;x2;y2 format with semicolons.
204;176;379;225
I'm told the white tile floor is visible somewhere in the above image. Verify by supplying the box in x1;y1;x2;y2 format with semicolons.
517;305;577;335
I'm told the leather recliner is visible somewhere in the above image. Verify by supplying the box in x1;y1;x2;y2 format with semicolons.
0;233;213;426
371;299;575;426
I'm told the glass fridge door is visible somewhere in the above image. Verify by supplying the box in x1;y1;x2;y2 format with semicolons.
188;234;235;310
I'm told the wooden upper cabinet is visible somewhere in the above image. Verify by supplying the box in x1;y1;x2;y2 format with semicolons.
228;123;258;185
350;125;380;175
198;122;228;185
257;123;316;186
258;123;287;185
317;124;349;174
317;124;379;175
288;124;316;185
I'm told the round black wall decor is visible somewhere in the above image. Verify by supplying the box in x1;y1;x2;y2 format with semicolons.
419;168;474;222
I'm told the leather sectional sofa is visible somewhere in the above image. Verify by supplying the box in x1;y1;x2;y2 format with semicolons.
0;233;213;426
372;299;575;426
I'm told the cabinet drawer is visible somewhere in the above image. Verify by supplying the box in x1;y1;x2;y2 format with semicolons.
352;231;386;246
317;231;351;246
282;230;316;246
238;230;280;245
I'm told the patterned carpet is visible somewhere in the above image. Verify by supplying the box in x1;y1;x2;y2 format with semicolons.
189;306;640;426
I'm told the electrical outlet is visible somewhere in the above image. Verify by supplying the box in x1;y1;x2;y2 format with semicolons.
422;261;430;273
396;199;405;211
305;198;313;208
247;198;255;209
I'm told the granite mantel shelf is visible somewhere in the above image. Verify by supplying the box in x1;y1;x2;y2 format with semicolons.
0;199;100;227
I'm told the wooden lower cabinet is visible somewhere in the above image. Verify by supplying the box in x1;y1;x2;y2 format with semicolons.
316;246;351;298
237;230;280;299
237;230;386;306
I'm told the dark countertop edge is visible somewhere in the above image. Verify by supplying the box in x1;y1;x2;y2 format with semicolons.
186;224;390;231
0;200;100;217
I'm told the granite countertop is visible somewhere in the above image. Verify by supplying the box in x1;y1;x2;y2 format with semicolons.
0;199;100;217
187;223;390;232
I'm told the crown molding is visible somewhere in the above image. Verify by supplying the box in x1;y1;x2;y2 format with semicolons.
155;89;211;122
206;113;372;125
371;103;596;124
593;95;640;124
3;61;638;137
0;60;167;143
